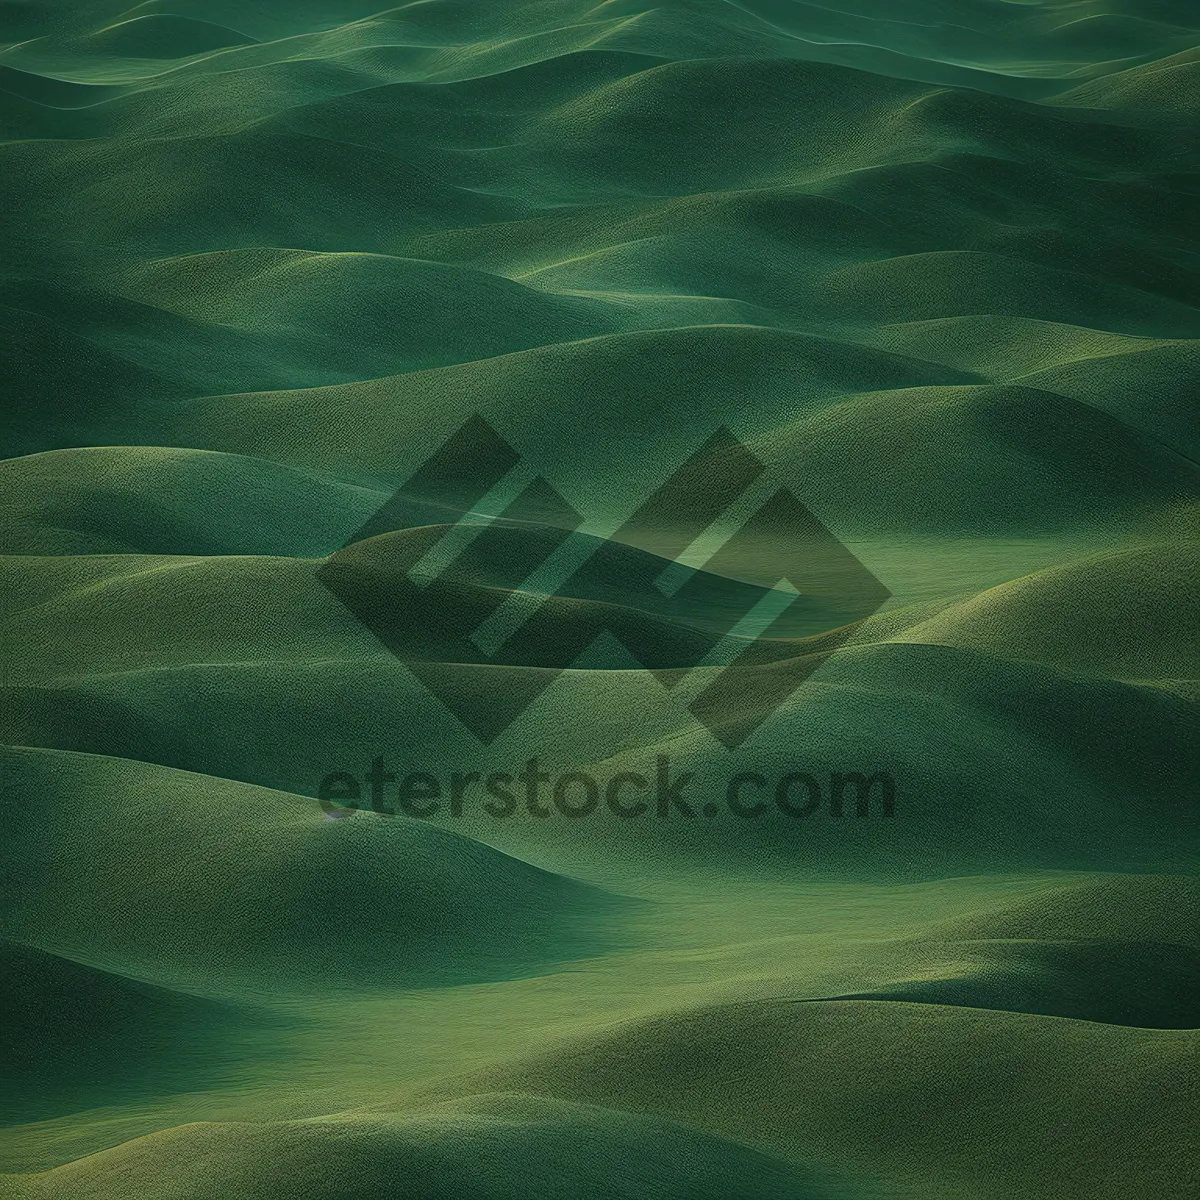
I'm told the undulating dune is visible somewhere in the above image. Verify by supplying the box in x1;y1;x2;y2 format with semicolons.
1;1;1196;1196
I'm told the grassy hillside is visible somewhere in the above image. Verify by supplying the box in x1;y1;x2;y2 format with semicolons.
1;0;1196;1196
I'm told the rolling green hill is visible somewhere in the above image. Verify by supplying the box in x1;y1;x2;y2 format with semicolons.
1;0;1196;1196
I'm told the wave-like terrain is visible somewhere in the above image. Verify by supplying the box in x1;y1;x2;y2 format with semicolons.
2;2;1197;1196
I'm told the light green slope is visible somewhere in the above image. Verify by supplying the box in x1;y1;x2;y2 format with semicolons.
1;0;1197;1196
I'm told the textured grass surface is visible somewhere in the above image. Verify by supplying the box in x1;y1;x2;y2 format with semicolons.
1;1;1197;1196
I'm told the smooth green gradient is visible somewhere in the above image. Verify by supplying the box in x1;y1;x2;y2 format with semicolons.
1;1;1197;1197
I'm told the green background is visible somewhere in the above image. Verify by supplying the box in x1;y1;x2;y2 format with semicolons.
1;1;1197;1196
